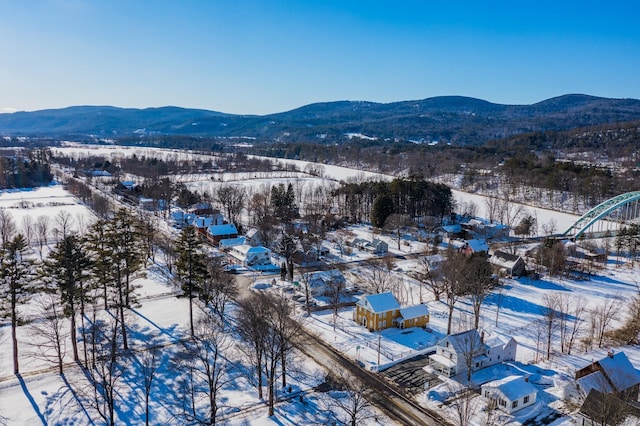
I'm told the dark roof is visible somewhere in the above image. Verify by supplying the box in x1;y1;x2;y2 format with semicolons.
578;389;640;424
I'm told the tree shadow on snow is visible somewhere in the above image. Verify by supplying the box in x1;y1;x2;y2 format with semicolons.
17;374;47;426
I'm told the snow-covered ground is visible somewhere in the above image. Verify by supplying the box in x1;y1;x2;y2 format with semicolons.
4;147;639;425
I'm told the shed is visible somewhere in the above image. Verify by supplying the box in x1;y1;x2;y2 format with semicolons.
482;375;537;414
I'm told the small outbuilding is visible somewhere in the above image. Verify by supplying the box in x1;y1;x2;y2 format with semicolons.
482;375;537;414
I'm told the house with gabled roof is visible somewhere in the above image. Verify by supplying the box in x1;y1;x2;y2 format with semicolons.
365;238;388;255
206;223;239;245
354;292;429;332
428;329;517;378
576;351;640;402
228;245;271;267
482;375;537;414
298;269;346;297
396;305;430;329
489;250;526;277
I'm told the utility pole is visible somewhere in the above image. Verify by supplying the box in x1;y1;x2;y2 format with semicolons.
377;330;381;368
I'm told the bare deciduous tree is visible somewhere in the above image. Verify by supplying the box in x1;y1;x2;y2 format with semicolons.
440;248;469;335
35;215;51;258
323;367;374;426
542;294;560;360
21;215;34;246
177;316;231;425
27;293;68;375
594;296;621;348
84;313;125;426
358;259;395;294
138;345;161;426
0;210;16;248
413;255;445;302
54;210;75;240
201;256;237;327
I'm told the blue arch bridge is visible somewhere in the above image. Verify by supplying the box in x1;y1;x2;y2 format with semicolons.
562;191;640;239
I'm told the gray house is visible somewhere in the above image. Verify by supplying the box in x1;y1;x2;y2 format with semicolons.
489;250;526;277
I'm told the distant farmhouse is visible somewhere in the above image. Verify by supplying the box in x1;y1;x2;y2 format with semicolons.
354;292;429;332
348;237;388;255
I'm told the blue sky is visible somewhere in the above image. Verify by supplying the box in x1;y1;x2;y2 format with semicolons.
1;1;639;115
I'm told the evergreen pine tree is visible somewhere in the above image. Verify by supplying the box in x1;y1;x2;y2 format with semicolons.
42;235;92;363
175;226;209;336
0;234;33;374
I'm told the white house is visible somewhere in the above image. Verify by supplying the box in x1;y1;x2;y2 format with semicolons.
482;375;537;414
365;238;388;255
298;269;346;297
428;329;517;378
245;228;262;247
229;245;271;267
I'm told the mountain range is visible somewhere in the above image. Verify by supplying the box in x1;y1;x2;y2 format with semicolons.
1;94;640;145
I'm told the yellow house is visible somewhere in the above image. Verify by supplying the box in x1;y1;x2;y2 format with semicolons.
354;292;429;332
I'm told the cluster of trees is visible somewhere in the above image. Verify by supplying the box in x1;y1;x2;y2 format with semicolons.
333;178;453;225
0;148;52;189
615;224;640;266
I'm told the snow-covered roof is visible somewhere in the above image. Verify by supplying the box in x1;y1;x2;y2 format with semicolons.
484;335;512;350
467;239;489;253
218;237;246;248
429;353;456;368
489;250;523;268
302;269;346;284
598;351;640;392
207;223;238;236
245;228;260;238
441;224;462;233
439;329;483;355
483;375;537;401
193;217;214;228
233;244;270;256
399;304;429;321
577;370;613;395
357;292;400;313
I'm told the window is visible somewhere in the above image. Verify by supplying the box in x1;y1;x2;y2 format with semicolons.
499;399;506;407
446;342;449;347
523;395;529;404
512;400;518;408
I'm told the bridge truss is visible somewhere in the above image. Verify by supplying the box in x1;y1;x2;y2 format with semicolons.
562;191;640;239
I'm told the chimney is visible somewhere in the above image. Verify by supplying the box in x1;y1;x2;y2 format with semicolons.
524;376;529;383
608;350;614;358
480;331;485;344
